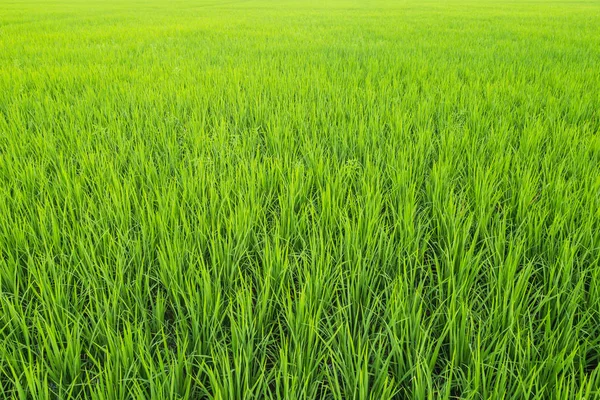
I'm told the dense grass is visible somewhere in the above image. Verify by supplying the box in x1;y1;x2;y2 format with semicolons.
1;0;600;398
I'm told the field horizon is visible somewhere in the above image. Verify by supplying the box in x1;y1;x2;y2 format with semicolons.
1;0;600;398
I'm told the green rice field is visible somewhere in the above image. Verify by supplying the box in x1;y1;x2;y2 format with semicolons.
1;0;600;398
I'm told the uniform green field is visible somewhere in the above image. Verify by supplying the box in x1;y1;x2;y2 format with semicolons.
1;0;600;398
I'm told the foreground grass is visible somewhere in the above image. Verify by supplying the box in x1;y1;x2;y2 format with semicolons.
1;0;600;398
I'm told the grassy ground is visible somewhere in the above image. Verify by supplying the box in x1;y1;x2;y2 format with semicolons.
1;0;600;398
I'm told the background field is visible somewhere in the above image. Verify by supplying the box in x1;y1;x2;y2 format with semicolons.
1;0;600;398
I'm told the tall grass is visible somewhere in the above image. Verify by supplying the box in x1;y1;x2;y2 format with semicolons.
1;0;599;398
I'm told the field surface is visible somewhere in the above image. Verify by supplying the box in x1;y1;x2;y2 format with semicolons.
1;0;600;398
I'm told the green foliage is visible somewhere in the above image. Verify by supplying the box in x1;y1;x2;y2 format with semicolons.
1;0;599;398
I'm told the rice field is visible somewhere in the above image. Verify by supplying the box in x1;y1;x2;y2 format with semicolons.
1;0;600;398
